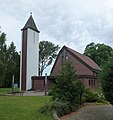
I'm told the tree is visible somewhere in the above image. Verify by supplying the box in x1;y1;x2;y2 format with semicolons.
0;31;20;87
5;42;20;87
0;60;5;87
84;42;113;67
39;41;60;76
0;32;7;87
99;58;113;105
40;63;84;116
52;62;84;108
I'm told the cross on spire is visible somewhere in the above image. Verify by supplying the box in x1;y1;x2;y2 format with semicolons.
22;13;40;33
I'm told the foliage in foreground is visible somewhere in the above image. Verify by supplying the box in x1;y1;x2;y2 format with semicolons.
52;62;84;106
40;101;75;117
41;62;84;116
82;88;108;104
99;58;113;105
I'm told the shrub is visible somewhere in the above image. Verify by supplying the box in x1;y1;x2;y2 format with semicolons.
51;62;84;107
82;88;98;102
99;58;113;105
82;88;108;104
47;62;84;116
39;101;77;117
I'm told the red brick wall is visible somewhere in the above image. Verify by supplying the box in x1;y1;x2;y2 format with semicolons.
79;76;101;89
32;76;54;91
51;49;93;76
32;75;100;91
32;79;44;91
68;53;93;75
51;52;62;76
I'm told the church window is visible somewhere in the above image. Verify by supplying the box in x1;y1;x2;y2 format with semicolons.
89;79;95;86
61;51;64;65
33;32;35;43
94;80;95;86
65;50;68;61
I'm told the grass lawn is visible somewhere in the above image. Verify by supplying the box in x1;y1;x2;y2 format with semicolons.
0;96;53;120
0;88;12;94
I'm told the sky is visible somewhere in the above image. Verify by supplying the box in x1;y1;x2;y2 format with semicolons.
0;0;113;74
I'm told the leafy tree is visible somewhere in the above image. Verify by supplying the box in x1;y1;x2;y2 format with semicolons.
0;32;7;87
39;41;60;76
0;31;20;87
99;58;113;105
52;62;84;108
0;60;5;87
84;42;113;67
5;42;20;87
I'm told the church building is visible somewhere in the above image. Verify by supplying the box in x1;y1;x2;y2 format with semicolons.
32;46;101;90
50;46;101;88
20;15;101;91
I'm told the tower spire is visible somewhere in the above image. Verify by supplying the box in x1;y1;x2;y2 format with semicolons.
22;14;40;33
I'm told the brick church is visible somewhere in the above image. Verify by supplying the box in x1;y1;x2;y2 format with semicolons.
20;15;101;91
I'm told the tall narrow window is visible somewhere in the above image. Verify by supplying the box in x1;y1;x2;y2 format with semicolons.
89;80;91;86
91;80;93;86
94;80;95;86
89;79;95;86
65;50;68;61
33;32;35;43
61;51;64;65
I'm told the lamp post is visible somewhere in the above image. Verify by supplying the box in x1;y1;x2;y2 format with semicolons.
12;75;14;93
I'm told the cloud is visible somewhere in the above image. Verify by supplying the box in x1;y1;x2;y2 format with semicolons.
0;1;113;52
33;0;113;52
0;0;113;74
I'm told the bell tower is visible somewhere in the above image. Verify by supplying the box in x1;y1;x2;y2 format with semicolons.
20;14;40;90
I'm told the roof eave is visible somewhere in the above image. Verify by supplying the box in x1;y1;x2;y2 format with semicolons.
21;27;40;33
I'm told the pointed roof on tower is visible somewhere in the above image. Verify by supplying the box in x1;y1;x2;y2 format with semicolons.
22;14;40;33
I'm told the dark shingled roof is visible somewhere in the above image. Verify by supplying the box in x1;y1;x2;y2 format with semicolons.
22;15;40;33
51;46;101;74
66;46;101;71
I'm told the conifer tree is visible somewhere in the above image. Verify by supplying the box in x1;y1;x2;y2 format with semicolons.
0;31;20;87
52;62;84;107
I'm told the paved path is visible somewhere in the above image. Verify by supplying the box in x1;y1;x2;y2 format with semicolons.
5;91;47;96
61;104;113;120
22;91;46;96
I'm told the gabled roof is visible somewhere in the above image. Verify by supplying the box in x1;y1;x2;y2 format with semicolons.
66;46;101;71
22;15;40;33
51;45;101;74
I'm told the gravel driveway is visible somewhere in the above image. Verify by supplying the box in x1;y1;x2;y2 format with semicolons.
61;105;113;120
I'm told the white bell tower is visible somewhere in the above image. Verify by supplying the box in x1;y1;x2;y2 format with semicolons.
20;14;40;90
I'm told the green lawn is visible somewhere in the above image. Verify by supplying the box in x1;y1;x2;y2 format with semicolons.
0;96;53;120
0;88;12;94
